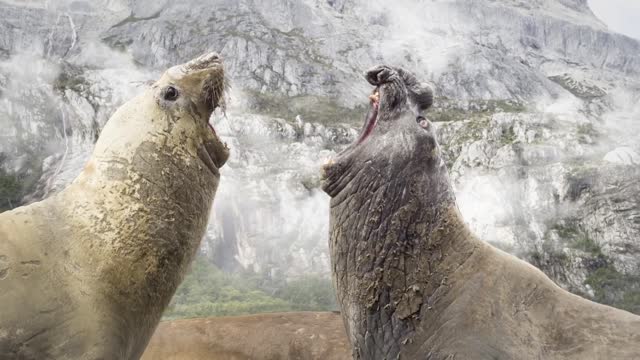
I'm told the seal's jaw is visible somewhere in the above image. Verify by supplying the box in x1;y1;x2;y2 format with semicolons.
322;66;437;197
356;89;380;145
156;52;230;177
197;139;228;177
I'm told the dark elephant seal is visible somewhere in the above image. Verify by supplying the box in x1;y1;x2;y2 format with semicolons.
0;53;229;360
322;65;640;359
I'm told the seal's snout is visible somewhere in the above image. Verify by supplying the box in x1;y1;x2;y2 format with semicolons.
166;52;229;177
364;65;399;86
190;53;227;117
185;52;223;72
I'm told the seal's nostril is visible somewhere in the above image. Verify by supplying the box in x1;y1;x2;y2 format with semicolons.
417;116;430;130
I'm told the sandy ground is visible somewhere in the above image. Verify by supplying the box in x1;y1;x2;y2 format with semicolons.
141;312;351;360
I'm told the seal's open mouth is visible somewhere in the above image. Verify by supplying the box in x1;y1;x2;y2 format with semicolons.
356;89;380;145
199;110;229;177
321;88;379;180
182;53;228;176
199;120;227;175
198;137;228;177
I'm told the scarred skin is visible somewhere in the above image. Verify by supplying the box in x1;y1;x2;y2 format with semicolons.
0;53;229;360
322;66;640;359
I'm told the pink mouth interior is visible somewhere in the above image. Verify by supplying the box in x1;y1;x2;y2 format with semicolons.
357;100;379;145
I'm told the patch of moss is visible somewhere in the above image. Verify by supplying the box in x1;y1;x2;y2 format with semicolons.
528;248;570;267
489;99;527;113
450;117;492;147
576;123;599;144
430;98;526;123
531;222;640;314
571;236;602;255
0;171;21;212
500;125;517;146
52;65;89;95
429;108;470;123
550;222;580;240
548;223;602;256
0;151;43;212
576;123;598;137
244;90;366;125
585;265;640;314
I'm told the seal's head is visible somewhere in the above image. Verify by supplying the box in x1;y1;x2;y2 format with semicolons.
152;52;230;175
74;52;232;258
322;65;443;200
356;65;434;145
85;52;230;187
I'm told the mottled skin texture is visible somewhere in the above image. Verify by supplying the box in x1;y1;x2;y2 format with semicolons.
0;53;229;360
323;66;640;360
141;312;350;360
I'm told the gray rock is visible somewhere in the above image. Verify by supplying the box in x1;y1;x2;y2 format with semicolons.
604;147;640;166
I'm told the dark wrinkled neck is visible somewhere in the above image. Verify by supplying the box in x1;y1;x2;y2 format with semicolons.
326;116;478;359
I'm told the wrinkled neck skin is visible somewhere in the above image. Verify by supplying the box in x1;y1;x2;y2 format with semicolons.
323;73;478;359
49;88;221;358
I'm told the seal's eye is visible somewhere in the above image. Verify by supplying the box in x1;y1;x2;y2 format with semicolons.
164;86;179;101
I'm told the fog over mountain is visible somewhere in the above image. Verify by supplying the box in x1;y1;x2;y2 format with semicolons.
0;0;639;314
589;0;640;40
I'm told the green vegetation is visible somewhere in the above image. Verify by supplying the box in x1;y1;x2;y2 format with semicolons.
500;125;517;146
429;107;471;123
0;169;21;211
576;123;597;137
549;223;602;255
532;250;567;264
544;221;640;315
274;274;337;311
244;93;527;127
429;98;526;123
585;265;640;314
53;70;88;94
245;90;367;125
576;123;599;144
164;255;337;320
570;235;602;255
449;117;492;147
0;152;42;212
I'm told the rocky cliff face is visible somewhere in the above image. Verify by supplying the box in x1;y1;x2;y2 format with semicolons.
1;0;639;313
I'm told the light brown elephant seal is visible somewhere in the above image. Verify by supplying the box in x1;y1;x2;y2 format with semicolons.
0;52;229;360
322;65;640;359
141;312;351;360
